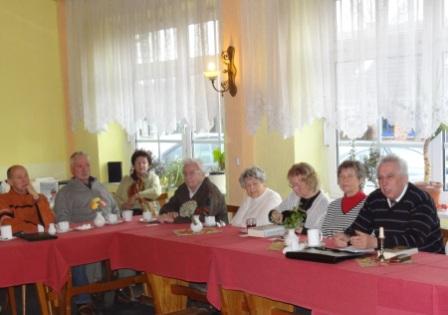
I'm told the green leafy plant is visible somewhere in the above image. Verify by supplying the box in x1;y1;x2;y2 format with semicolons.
423;123;448;183
283;208;305;229
159;160;184;192
212;147;225;172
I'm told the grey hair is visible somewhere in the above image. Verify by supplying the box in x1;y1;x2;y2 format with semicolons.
183;158;206;175
239;166;266;188
377;154;408;178
70;151;89;167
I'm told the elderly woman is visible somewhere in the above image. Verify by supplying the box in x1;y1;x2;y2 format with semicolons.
115;150;162;214
321;160;366;237
231;166;282;227
269;162;329;232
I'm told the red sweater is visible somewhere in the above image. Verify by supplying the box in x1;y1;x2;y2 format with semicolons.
0;190;55;233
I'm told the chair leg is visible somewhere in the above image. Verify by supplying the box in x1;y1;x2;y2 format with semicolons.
21;285;26;315
64;270;73;315
7;287;17;315
35;283;51;315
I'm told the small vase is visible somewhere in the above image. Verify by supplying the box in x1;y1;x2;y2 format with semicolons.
283;229;302;254
190;215;203;233
94;212;106;227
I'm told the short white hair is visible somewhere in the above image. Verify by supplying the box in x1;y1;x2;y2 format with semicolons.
70;151;89;167
183;158;206;175
377;154;408;178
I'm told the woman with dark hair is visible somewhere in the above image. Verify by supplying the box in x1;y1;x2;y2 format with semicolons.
321;160;367;237
115;150;162;214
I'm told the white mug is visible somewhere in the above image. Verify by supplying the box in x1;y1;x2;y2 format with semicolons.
142;211;152;222
307;229;323;247
122;210;133;222
108;213;118;224
205;216;216;226
57;221;70;232
0;225;13;240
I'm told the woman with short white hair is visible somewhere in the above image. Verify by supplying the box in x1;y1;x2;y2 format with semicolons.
231;166;282;227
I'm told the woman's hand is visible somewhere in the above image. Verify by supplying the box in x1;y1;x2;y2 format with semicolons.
270;210;283;224
158;212;178;223
333;232;350;247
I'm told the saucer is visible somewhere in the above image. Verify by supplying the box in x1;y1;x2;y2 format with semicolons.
106;219;124;225
139;218;156;223
56;228;73;234
0;236;16;241
74;224;93;231
204;223;216;227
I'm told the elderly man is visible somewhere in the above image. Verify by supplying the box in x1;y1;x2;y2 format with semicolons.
159;158;227;223
54;152;119;315
334;155;444;253
0;165;55;233
54;151;119;223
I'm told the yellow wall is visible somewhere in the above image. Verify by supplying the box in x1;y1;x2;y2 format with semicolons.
0;0;67;180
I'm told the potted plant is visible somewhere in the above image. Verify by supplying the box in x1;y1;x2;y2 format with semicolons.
416;123;448;208
208;147;226;194
282;208;305;253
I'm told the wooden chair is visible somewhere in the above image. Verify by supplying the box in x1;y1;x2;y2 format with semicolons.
220;287;249;315
244;293;294;315
227;205;239;222
145;273;209;315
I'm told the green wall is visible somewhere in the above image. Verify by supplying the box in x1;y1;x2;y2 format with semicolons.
0;0;68;180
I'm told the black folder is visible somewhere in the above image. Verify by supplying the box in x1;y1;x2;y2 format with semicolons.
17;232;58;242
285;247;370;264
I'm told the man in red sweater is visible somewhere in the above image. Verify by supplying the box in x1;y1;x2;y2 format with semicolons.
0;165;55;233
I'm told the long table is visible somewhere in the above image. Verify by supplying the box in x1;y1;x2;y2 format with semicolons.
2;220;448;314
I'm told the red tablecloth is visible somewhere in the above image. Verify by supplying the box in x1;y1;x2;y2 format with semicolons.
3;221;448;315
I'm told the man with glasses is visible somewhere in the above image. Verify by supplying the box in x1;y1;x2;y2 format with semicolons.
158;158;227;223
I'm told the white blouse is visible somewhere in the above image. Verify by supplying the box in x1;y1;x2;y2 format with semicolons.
231;188;282;227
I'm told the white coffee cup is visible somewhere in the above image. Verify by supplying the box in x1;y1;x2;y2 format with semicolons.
57;221;70;232
108;213;118;224
205;216;216;226
48;223;57;235
142;211;152;222
0;225;13;240
307;229;323;247
122;210;133;222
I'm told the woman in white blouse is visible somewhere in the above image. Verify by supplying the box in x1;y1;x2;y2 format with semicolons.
231;166;282;227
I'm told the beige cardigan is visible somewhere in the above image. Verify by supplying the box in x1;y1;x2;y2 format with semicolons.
115;171;162;209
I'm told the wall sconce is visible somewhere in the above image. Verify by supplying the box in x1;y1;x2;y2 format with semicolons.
204;46;237;97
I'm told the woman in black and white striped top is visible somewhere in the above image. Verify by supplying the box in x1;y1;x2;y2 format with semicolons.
321;160;366;237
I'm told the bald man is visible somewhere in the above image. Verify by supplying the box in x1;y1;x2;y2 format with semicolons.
0;165;55;233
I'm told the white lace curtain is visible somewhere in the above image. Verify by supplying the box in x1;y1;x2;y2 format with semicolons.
65;0;219;135
241;0;448;139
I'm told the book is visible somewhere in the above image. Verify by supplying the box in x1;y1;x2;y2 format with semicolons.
381;247;418;260
248;224;285;238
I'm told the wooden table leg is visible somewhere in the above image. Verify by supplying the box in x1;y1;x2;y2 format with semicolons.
220;287;249;315
245;293;294;315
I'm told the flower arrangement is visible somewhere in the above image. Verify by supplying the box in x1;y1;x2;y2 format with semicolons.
90;197;106;211
282;207;305;230
179;200;198;218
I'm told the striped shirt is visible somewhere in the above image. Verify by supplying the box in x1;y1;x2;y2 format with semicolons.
345;183;444;253
321;197;365;237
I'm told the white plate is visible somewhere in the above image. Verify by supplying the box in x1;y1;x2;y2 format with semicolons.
204;223;216;227
0;236;16;241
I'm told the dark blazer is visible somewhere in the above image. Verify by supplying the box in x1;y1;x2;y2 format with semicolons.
160;177;228;223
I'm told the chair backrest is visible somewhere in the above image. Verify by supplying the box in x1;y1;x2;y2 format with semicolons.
157;193;169;208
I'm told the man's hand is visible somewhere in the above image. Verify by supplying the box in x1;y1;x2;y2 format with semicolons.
349;230;378;249
26;184;39;200
158;212;178;223
333;232;350;247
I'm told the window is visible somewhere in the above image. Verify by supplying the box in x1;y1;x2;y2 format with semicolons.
333;0;448;195
136;109;224;172
337;119;425;193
